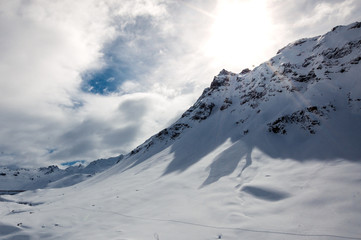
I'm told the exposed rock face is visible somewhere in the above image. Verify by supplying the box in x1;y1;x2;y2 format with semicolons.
267;105;336;135
156;123;191;140
240;68;251;74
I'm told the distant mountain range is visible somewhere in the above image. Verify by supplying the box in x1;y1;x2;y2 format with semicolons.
0;155;122;191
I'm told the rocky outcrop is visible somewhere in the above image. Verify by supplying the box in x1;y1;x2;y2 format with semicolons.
267;105;336;134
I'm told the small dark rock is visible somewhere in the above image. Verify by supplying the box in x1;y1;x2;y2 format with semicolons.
218;69;230;75
294;39;307;46
350;56;361;64
349;22;361;29
210;76;230;90
307;106;318;112
240;68;251;74
270;126;281;134
332;25;342;31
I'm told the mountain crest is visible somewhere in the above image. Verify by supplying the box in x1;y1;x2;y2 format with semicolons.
128;21;361;160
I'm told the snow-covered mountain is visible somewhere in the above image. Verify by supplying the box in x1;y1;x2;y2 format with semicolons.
0;155;122;192
1;22;361;240
127;21;361;162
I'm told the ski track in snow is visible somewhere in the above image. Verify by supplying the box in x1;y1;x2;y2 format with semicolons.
57;206;360;240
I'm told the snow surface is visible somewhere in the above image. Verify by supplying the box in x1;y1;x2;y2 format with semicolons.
0;22;361;240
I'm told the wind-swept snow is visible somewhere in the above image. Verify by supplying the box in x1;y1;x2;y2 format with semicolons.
1;148;361;239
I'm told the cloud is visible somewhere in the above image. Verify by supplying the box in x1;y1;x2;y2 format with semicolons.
0;0;360;168
81;1;172;94
0;0;174;167
102;126;139;148
267;0;361;45
118;98;151;122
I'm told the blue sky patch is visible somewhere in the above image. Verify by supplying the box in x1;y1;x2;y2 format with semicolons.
47;148;57;154
81;65;132;94
80;15;170;95
61;160;86;166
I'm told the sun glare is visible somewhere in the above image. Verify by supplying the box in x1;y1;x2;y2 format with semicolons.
204;0;273;71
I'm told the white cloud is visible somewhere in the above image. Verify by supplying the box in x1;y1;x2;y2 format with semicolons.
0;0;176;167
292;1;354;28
267;0;361;46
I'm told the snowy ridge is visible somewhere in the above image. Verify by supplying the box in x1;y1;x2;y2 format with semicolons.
0;22;361;240
0;155;123;191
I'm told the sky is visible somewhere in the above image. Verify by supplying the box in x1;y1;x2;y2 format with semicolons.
0;0;360;168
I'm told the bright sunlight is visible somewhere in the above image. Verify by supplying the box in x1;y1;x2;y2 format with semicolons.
204;0;274;71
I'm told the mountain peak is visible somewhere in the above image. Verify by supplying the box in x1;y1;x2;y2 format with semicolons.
127;21;361;161
218;69;232;76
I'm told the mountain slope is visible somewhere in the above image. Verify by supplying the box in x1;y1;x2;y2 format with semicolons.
0;22;361;240
120;21;361;171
